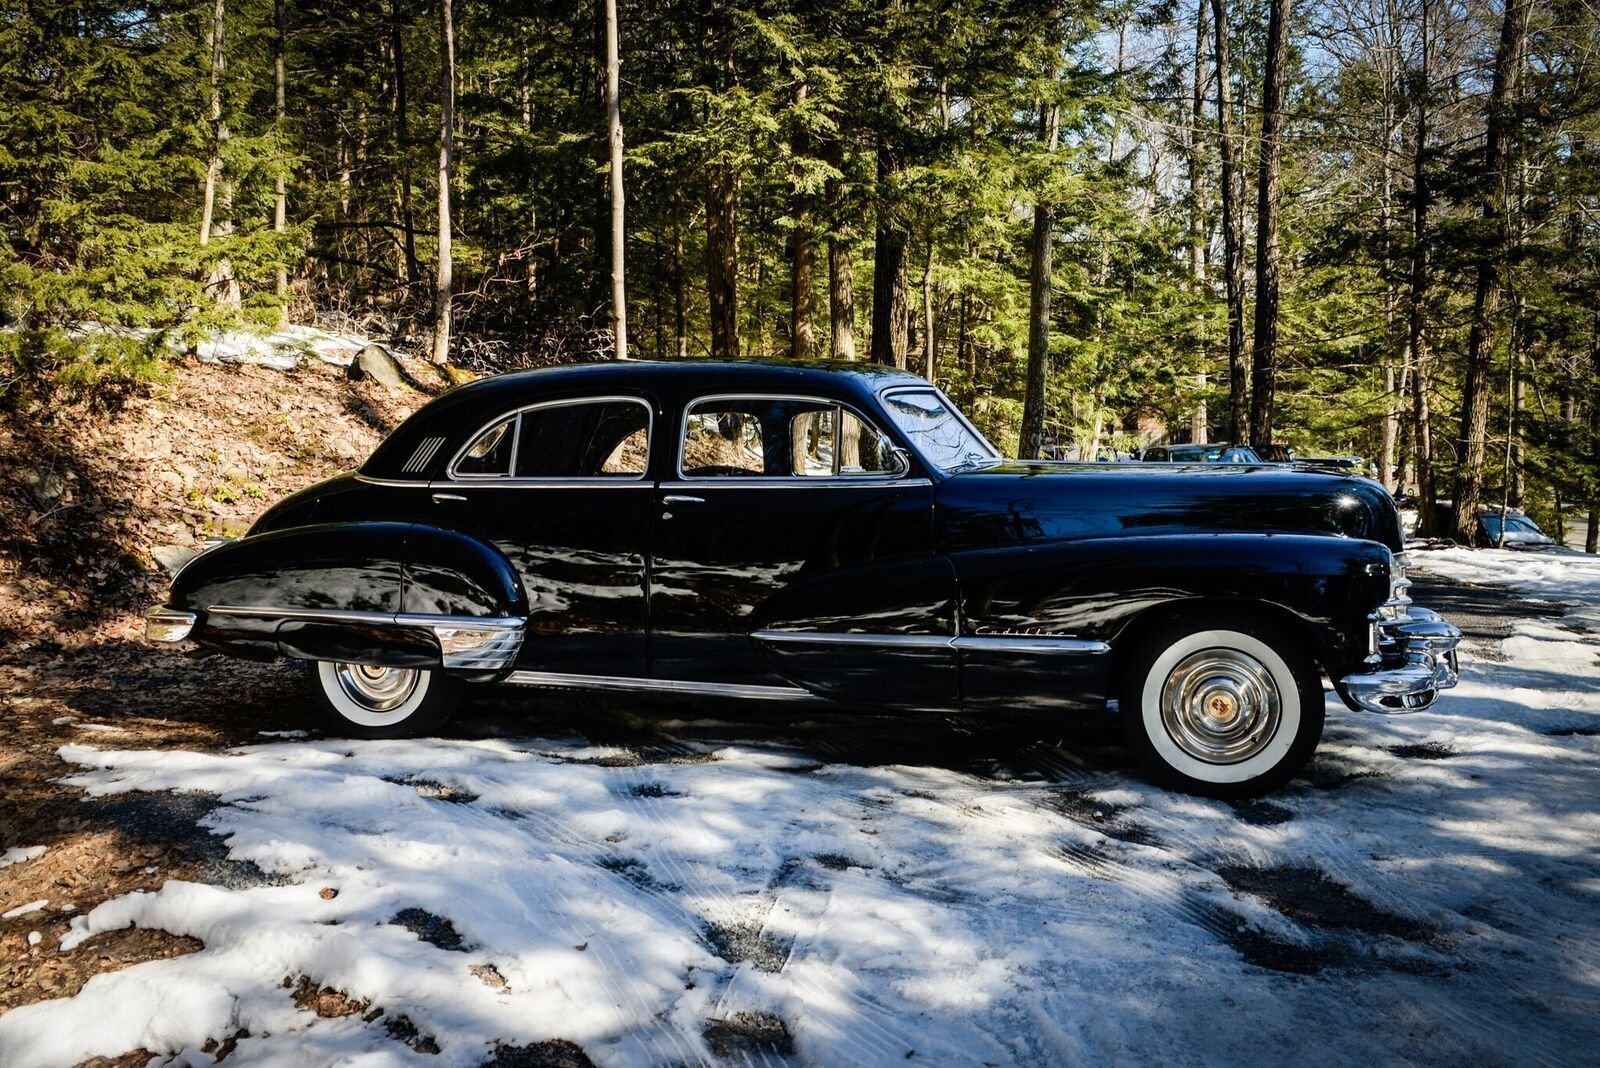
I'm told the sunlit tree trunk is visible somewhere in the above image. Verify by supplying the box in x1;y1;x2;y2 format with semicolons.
273;0;288;320
1210;0;1247;440
603;0;628;357
1248;0;1290;451
1408;0;1438;536
826;139;855;360
1020;91;1060;460
431;0;455;365
1453;0;1532;542
1189;0;1210;444
392;0;418;287
200;0;239;308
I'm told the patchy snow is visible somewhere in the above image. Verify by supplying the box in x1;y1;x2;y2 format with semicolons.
0;846;46;869
2;555;1599;1066
1409;544;1600;606
3;899;49;920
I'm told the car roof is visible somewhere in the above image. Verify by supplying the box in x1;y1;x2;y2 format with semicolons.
363;359;932;480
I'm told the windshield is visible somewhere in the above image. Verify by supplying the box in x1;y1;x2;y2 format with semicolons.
1482;515;1542;537
880;388;1000;472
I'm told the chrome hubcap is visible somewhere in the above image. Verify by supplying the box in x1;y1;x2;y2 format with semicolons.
334;663;419;713
1159;648;1281;764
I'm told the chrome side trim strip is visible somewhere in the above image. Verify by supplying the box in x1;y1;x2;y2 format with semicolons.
503;670;818;701
751;629;1110;654
752;629;954;649
953;636;1112;654
207;605;526;630
354;473;435;488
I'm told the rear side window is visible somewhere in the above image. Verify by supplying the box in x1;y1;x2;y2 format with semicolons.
451;399;650;479
680;397;902;479
455;417;515;476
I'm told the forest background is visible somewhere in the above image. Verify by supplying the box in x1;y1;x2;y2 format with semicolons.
3;0;1598;546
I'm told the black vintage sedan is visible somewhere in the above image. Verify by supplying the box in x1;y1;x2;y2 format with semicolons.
147;361;1460;796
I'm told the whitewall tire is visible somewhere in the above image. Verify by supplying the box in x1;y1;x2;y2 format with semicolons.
1120;615;1323;797
310;661;461;739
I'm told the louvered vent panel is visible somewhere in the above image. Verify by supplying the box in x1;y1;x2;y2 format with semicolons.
401;437;447;474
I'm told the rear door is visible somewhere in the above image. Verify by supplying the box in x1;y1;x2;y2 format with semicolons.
647;393;959;709
428;394;656;678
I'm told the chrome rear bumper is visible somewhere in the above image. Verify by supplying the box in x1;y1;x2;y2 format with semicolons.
1341;605;1462;714
145;607;197;643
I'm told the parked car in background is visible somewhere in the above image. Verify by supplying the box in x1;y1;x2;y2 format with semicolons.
1477;507;1556;550
146;361;1460;797
1140;443;1264;464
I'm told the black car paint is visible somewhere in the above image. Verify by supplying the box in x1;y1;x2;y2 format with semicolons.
165;360;1404;718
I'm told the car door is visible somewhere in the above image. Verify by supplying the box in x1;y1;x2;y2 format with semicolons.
427;394;656;678
647;393;959;710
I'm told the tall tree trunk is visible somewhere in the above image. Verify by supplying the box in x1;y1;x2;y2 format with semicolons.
673;214;687;358
200;0;239;308
1248;0;1291;451
273;0;288;319
1210;0;1247;440
1020;202;1055;459
789;82;815;360
791;221;815;359
1408;0;1437;537
921;237;935;382
1189;0;1210;444
828;230;855;360
603;0;627;357
705;162;739;359
1589;310;1599;552
1020;93;1061;461
431;0;455;366
825;140;855;359
1452;0;1532;542
392;0;418;287
870;132;909;368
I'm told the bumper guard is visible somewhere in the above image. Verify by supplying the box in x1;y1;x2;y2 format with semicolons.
1341;605;1461;714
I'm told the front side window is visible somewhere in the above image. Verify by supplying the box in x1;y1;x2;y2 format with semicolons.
452;399;650;479
681;398;902;479
881;388;999;473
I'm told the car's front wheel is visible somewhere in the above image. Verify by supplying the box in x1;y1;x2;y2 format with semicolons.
1119;614;1324;798
309;661;462;739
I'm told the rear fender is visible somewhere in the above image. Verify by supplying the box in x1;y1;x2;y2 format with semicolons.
168;522;527;671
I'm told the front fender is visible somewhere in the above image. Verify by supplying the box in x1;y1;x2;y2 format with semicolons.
951;533;1391;683
165;522;527;670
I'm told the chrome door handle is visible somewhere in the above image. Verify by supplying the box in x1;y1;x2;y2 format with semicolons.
661;495;705;504
431;492;467;503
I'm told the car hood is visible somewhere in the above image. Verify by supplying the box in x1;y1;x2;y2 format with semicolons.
936;461;1404;552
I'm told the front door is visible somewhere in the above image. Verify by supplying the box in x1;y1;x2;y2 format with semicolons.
429;394;656;678
648;394;958;708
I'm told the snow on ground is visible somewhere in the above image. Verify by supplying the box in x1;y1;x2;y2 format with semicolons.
2;554;1599;1066
0;847;46;870
1411;544;1600;606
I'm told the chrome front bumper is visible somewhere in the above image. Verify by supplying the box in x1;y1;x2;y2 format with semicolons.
1341;605;1462;714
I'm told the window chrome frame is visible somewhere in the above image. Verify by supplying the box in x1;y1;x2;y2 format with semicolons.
877;384;1001;475
444;394;654;484
674;392;912;484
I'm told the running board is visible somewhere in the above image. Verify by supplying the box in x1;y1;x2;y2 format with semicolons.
502;670;819;702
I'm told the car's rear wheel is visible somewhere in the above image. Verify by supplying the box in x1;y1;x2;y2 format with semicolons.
1119;614;1323;798
309;661;461;739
